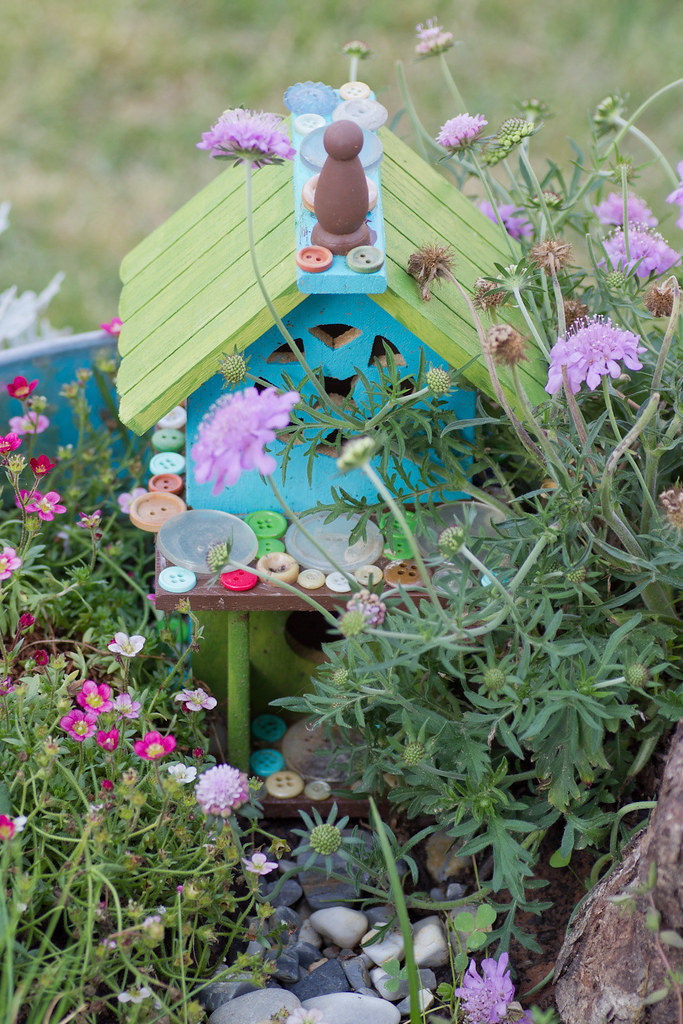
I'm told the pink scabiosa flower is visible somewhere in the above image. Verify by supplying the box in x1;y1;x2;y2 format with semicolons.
197;109;296;168
415;17;454;56
134;731;176;760
453;952;516;1024
191;386;300;494
546;316;646;395
29;455;56;477
96;728;120;752
600;223;681;278
242;851;278;876
437;114;487;151
477;200;533;240
113;693;142;720
173;688;218;713
60;708;99;742
0;433;22;455
195;764;249;817
6;376;38;400
666;160;683;230
9;412;49;435
0;546;21;581
108;632;145;657
117;488;147;514
593;192;657;227
24;491;67;521
345;588;386;627
76;680;114;715
100;317;123;336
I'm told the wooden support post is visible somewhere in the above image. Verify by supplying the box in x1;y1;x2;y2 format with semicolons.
226;610;250;772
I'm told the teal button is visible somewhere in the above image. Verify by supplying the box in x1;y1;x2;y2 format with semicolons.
158;566;196;593
250;748;286;778
347;245;384;273
257;537;286;557
251;714;287;743
152;428;185;453
150;452;186;475
245;510;288;539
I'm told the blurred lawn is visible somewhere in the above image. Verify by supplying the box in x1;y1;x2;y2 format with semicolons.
2;0;683;332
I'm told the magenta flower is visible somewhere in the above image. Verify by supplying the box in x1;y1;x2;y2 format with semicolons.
195;764;249;817
30;455;56;477
453;952;516;1024
192;386;300;494
108;632;145;657
173;688;218;713
346;589;386;627
117;488;147;514
0;547;21;581
415;17;454;56
546;316;646;395
96;728;120;752
0;815;17;840
76;680;114;715
0;678;14;697
0;433;21;455
437;114;488;150
23;491;67;521
113;693;142;720
18;613;35;630
197;108;296;168
600;223;681;278
6;376;38;400
9;412;49;435
593;192;657;227
666;160;683;230
77;510;102;529
134;731;176;760
242;851;278;876
477;200;533;240
60;708;99;742
100;317;123;336
34;649;49;666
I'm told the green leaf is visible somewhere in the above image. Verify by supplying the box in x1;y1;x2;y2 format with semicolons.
475;904;497;929
0;783;10;815
549;850;572;868
452;911;475;933
660;930;683;949
467;930;488;950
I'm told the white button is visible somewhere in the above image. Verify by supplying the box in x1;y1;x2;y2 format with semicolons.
304;780;332;800
325;571;352;593
298;568;326;590
294;113;326;135
158;566;196;593
156;405;187;430
354;564;383;586
332;98;388;131
339;81;371;101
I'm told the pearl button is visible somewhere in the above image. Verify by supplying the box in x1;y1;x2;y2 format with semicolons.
264;770;305;799
304;779;332;800
354;564;383;586
257;552;300;585
298;568;326;590
294;112;327;135
325;571;352;593
156;405;187;430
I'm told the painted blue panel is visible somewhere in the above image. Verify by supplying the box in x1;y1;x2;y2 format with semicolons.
186;295;475;515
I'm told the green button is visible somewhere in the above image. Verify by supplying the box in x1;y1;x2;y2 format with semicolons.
384;538;412;560
151;428;185;453
347;245;384;273
257;537;286;557
245;510;288;539
251;714;287;743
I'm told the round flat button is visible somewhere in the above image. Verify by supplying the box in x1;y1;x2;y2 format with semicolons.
332;98;388;131
325;571;352;593
257;552;300;584
383;560;425;587
384;539;412;560
257;537;286;557
151;428;185;453
347;245;384;273
156;406;187;430
250;749;286;778
150;452;186;475
304;779;332;800
294;112;326;135
339;81;371;101
220;569;258;592
264;769;305;799
149;472;184;494
354;564;383;586
158;566;196;593
245;509;288;539
129;492;187;533
252;714;287;743
298;568;325;590
296;245;333;273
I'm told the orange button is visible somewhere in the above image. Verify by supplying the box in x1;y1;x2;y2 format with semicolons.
296;246;333;273
129;492;186;533
383;560;426;587
149;473;184;494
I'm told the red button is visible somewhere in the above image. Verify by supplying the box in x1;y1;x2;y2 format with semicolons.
220;569;258;592
296;246;333;273
149;473;184;494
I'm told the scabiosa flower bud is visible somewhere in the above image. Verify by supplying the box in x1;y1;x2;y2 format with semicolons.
659;486;683;529
566;566;587;585
529;238;573;275
483;667;506;692
438;525;466;557
644;281;675;318
341;39;372;59
337;436;376;473
496;117;536;148
403;741;426;766
604;269;626;289
481;142;507;167
485;324;527;366
542;190;562;208
206;540;230;573
593;93;628;136
426;366;452;396
563;299;590;330
624;662;650;688
332;666;350;688
219;352;247;386
309;822;342;855
473;277;506;312
337;609;368;638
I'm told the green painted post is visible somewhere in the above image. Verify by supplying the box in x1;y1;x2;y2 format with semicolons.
227;610;250;772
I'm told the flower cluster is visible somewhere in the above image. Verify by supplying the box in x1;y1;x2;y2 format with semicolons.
478;201;533;240
453;952;517;1024
546;316;645;395
666;160;683;229
194;764;249;817
437;114;488;151
415;17;454;56
345;589;386;628
197;108;296;168
593;191;657;227
601;223;681;278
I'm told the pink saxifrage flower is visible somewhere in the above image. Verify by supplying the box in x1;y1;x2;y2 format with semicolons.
0;814;28;841
437;114;488;150
195;764;249;817
0;547;21;581
108;632;146;657
6;376;38;400
173;688;218;713
117;488;147;514
197;108;296;168
9;412;49;436
285;1009;327;1024
96;728;120;752
0;433;22;455
76;680;114;715
100;317;123;336
477;200;533;240
600;223;681;278
30;455;56;477
593;191;657;227
101;778;114;791
242;851;278;876
23;491;67;521
113;693;142;720
0;678;15;697
192;386;300;494
60;708;99;742
77;509;102;529
34;649;49;666
666;160;683;230
134;731;176;760
415;17;454;56
453;951;516;1024
546;315;646;395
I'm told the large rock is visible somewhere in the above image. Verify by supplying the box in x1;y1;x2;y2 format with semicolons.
208;987;300;1024
302;991;401;1024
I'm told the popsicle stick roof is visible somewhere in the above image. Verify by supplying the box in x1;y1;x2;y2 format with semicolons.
117;127;547;435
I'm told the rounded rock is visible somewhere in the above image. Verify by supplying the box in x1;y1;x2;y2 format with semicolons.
309;907;369;949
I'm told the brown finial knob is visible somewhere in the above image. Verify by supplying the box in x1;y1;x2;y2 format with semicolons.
310;120;370;255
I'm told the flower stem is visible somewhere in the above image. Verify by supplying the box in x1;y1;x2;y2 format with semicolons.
561;366;589;447
512;286;550;359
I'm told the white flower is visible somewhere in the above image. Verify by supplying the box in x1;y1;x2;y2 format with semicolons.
117;986;154;1004
108;631;146;657
166;763;198;784
13;815;28;833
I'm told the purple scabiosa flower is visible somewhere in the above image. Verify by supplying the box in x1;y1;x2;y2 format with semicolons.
546;315;646;395
242;851;278;876
600;223;681;278
437;114;487;151
191;386;300;495
415;17;454;56
477;200;533;240
593;192;657;227
195;764;249;817
666;160;683;229
453;951;516;1024
197;108;296;168
345;589;386;628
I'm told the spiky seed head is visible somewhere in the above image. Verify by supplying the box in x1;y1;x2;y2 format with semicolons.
407;244;456;301
485;323;527;366
529;238;573;275
219;352;247;385
644;281;675;318
341;39;372;58
337;436;376;473
563;299;590;330
332;666;350;688
403;741;426;766
206;540;230;573
309;823;342;855
659;486;683;529
438;525;466;557
604;269;626;289
483;667;506;692
426;366;452;396
337;610;367;638
566;565;587;585
624;663;650;688
473;277;505;312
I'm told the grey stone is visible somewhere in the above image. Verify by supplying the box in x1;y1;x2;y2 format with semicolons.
355;986;381;999
291;957;350;1000
298;917;323;948
396;989;435;1014
302;992;401;1024
446;882;468;900
370;966;437;1001
309;907;368;948
197;980;258;1013
364;905;396;927
342;954;372;991
261;876;303;908
322;944;341;959
208;987;300;1024
360;927;404;966
272;949;300;984
299;874;359;910
291;941;324;969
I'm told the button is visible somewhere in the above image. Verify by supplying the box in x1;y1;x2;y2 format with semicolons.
252;714;288;743
325;571;352;593
129;492;187;533
347;246;384;273
257;537;286;557
150;452;186;475
304;780;332;800
296;246;333;273
149;473;184;494
354;564;383;586
256;552;300;584
250;749;286;778
294;112;326;135
384;538;413;560
245;510;288;539
220;569;258;592
298;568;325;590
151;428;185;453
264;769;305;798
303;173;376;213
339;81;371;101
158;566;196;593
156;406;187;430
332;98;388;131
383;560;426;586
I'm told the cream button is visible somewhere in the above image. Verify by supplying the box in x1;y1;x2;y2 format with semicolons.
298;568;326;590
257;552;300;585
264;770;305;799
354;564;383;586
339;81;371;101
325;571;352;593
156;405;187;430
304;780;332;800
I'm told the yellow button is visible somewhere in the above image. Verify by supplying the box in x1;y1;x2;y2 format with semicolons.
256;552;300;585
339;81;371;101
298;568;326;590
354;564;383;586
264;770;305;799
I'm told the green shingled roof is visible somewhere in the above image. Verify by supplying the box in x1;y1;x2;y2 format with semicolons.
117;127;547;435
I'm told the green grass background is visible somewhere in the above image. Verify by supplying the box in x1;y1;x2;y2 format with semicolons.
3;0;683;332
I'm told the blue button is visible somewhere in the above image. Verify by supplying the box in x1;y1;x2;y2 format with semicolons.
250;748;286;778
251;714;287;743
150;452;186;475
158;566;196;593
